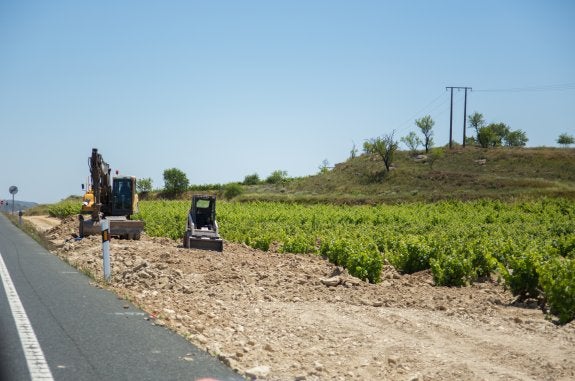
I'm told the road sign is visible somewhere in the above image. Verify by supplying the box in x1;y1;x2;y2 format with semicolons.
9;186;18;195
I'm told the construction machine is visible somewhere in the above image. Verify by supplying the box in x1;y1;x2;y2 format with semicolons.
79;148;144;240
183;194;223;252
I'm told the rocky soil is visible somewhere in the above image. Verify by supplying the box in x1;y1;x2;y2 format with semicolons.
29;216;575;380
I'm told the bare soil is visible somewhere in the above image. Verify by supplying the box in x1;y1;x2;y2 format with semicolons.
31;216;575;380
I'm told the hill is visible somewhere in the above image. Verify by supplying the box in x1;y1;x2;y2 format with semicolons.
237;147;575;204
0;199;38;213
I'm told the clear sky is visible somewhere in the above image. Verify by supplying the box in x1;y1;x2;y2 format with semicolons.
1;0;574;204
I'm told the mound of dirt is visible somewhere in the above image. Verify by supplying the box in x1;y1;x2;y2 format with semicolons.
41;216;574;380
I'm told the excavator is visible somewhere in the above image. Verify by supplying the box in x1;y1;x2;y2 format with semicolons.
79;148;144;240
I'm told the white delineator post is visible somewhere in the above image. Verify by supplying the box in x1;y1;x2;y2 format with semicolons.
101;218;111;282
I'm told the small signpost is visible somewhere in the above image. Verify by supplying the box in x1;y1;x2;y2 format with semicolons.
101;219;111;282
9;186;18;215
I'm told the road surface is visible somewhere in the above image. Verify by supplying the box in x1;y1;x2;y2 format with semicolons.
0;214;242;381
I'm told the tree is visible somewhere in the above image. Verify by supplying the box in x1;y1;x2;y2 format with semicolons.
400;131;423;155
223;183;243;199
477;126;498;148
504;129;528;147
266;170;288;184
415;115;434;153
427;147;445;170
487;122;510;146
363;131;398;172
350;142;358;159
136;177;153;194
318;159;330;174
468;112;485;139
557;133;575;147
243;173;260;185
163;168;189;195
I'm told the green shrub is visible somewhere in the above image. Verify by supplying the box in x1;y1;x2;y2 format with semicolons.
550;235;575;258
222;183;244;200
387;235;433;274
539;257;575;324
320;239;382;283
430;253;473;287
243;173;260;185
345;243;382;283
48;200;81;218
245;235;272;251
499;250;542;299
281;234;315;254
320;238;352;267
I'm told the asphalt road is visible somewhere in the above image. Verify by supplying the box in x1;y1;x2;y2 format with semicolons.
0;214;243;381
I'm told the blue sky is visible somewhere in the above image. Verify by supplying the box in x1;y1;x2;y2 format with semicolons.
1;0;574;204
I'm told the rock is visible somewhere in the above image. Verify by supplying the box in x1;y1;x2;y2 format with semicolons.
264;343;274;352
245;365;271;379
163;308;176;315
320;276;341;287
133;258;147;271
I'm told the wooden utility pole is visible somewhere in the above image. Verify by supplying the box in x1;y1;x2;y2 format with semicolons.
446;86;472;148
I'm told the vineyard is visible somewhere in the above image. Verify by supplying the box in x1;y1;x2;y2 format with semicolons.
49;198;575;323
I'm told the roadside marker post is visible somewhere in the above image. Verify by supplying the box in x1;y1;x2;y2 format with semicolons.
101;218;111;282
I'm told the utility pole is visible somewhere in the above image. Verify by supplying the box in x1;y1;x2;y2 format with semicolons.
446;86;472;148
448;87;454;148
463;87;469;147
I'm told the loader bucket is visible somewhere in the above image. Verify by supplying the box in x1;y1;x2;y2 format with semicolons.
189;238;223;252
184;232;223;252
79;215;143;240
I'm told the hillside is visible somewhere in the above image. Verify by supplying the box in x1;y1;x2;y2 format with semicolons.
238;147;575;204
0;200;38;212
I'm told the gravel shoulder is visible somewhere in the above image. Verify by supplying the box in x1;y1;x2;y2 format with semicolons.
31;216;575;380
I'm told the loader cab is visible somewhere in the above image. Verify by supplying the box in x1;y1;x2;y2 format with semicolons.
190;195;216;229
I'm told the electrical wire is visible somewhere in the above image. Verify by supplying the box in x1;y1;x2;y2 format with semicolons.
474;82;575;93
393;91;450;133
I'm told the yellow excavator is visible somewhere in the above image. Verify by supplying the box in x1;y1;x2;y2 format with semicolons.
79;148;144;240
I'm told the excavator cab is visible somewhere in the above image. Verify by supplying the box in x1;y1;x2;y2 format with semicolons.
183;195;223;252
111;177;138;216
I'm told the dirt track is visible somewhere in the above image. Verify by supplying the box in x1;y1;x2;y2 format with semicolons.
30;216;575;380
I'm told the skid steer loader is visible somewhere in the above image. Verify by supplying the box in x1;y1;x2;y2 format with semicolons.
183;194;223;252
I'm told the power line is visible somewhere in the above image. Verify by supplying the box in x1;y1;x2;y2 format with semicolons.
394;91;450;134
474;83;575;93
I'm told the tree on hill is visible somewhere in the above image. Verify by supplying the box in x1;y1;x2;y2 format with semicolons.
415;115;434;153
136;177;153;194
318;159;330;174
477;123;528;148
557;133;575;148
477;126;497;148
163;168;189;196
504;129;528;147
468;112;485;142
401;131;423;155
349;142;358;159
363;131;398;172
243;173;260;185
266;170;288;184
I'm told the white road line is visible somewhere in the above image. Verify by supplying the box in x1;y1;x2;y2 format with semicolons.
0;251;54;381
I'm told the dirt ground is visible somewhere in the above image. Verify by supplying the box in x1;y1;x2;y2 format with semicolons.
25;215;575;381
